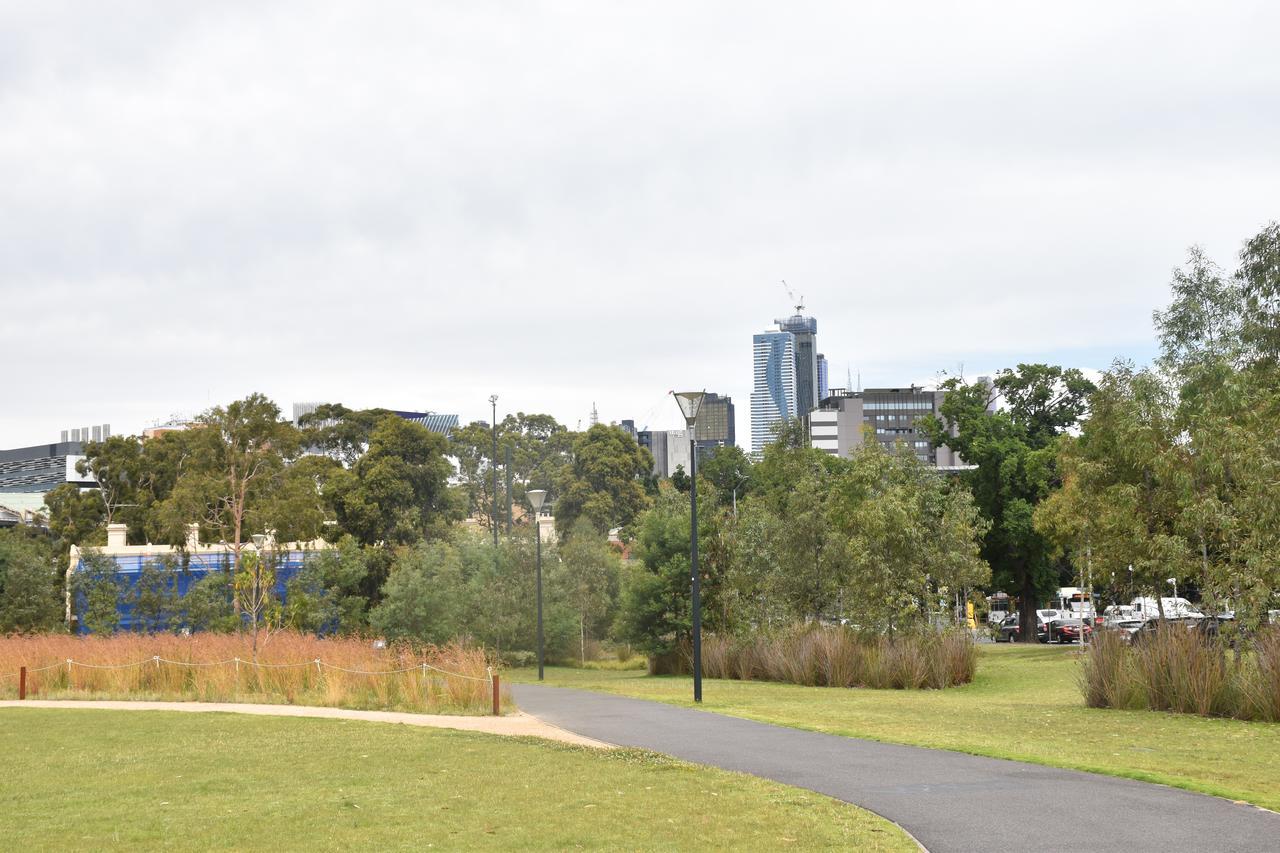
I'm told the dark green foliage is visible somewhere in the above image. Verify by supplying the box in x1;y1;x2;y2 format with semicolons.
923;365;1093;641
326;414;456;547
286;537;370;634
182;570;237;633
72;550;123;635
0;529;63;633
126;556;181;633
555;424;653;536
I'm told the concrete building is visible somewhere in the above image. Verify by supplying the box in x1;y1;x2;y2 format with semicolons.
809;387;969;469
636;428;693;478
751;330;797;455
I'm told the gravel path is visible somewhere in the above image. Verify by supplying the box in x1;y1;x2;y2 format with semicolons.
513;683;1280;853
0;699;608;748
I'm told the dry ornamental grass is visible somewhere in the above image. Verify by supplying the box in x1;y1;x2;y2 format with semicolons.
700;626;977;690
0;632;506;715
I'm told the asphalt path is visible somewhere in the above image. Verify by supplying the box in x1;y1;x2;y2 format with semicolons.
513;683;1280;853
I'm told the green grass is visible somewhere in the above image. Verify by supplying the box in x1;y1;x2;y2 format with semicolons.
513;644;1280;811
0;709;914;851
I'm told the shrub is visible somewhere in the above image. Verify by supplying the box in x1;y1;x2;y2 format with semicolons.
1082;624;1280;722
697;625;975;690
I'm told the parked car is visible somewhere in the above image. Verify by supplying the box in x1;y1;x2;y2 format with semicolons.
1053;618;1094;644
996;611;1052;643
1102;604;1146;642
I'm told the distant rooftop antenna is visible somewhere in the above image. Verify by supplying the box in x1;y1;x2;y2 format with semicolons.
590;402;599;427
780;280;804;314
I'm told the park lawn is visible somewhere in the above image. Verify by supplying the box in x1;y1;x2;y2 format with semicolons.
0;709;914;852
512;644;1280;811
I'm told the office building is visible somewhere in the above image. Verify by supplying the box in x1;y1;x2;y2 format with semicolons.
0;441;98;493
809;387;969;469
693;392;735;458
817;354;829;402
751;331;797;455
636;429;693;479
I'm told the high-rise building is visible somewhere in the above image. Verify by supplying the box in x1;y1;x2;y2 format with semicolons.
775;311;819;416
751;331;797;455
694;393;735;448
816;354;829;402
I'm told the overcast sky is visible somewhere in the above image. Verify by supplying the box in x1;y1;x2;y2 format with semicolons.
2;2;1278;448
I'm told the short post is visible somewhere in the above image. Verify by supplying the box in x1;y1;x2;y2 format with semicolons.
19;666;26;700
491;673;501;716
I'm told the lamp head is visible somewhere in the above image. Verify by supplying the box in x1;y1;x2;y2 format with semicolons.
251;534;267;549
672;390;706;427
527;489;547;512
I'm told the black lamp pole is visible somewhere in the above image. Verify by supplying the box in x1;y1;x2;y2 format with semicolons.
689;431;701;703
673;390;706;704
527;489;548;681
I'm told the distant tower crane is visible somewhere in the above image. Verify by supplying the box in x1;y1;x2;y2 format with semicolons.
780;280;805;314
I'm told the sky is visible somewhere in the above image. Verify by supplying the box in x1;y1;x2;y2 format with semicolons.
2;2;1278;448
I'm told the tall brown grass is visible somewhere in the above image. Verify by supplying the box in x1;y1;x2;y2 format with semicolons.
0;632;506;715
1081;624;1280;722
700;625;976;690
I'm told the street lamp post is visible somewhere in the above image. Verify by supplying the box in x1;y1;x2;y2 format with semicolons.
672;390;706;703
527;489;548;681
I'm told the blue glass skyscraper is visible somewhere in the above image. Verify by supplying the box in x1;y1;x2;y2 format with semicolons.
751;331;797;455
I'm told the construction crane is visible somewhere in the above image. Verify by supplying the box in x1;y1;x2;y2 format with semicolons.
780;280;804;314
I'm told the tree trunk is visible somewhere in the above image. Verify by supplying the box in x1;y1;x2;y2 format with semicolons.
1019;565;1037;643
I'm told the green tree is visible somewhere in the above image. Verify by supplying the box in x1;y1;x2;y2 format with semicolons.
831;443;990;631
0;529;63;633
72;549;122;635
369;540;467;644
924;365;1094;641
286;537;370;634
182;569;237;632
327;414;456;549
42;483;105;560
614;488;717;665
555;424;653;537
698;444;753;510
126;555;181;633
553;520;621;664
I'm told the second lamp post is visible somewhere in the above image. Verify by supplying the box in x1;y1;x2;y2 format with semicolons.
672;390;706;703
527;488;548;681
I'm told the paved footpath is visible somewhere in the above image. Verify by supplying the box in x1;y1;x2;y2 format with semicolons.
513;683;1280;853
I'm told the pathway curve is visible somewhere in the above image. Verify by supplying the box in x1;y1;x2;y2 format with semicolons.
513;683;1279;853
0;699;607;748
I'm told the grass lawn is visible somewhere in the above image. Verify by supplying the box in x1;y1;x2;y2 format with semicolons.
0;709;914;851
512;644;1280;811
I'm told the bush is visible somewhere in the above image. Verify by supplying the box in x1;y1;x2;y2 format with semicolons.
1082;624;1280;722
698;625;976;690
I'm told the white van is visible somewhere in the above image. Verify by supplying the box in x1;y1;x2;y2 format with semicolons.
1130;596;1204;620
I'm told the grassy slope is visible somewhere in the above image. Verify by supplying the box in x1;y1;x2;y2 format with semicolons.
0;709;914;852
512;644;1280;811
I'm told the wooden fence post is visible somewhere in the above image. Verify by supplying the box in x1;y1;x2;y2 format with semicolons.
19;666;27;700
491;673;500;716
